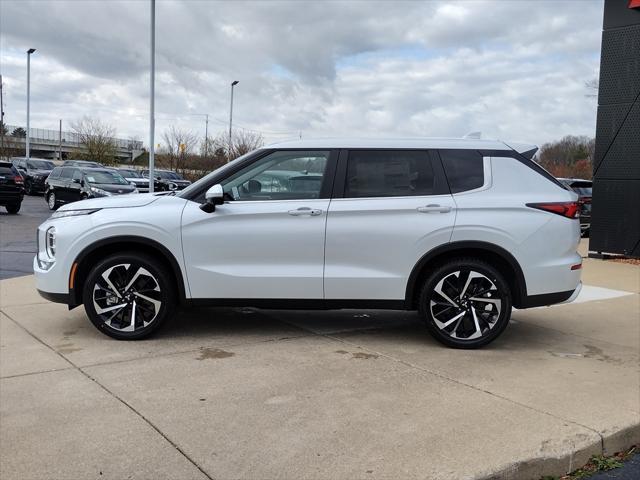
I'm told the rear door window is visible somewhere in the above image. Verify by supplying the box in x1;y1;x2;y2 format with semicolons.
344;150;447;198
439;149;485;193
60;168;74;179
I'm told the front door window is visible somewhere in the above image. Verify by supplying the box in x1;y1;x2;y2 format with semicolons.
221;150;329;201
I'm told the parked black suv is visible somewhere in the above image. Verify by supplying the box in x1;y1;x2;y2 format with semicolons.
11;157;56;195
45;167;137;210
558;178;592;236
0;162;25;214
141;169;191;191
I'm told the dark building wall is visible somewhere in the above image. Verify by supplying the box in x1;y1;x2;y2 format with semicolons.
590;0;640;257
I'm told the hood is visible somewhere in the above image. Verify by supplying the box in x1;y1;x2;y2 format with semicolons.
126;177;149;184
164;178;190;185
58;193;161;211
30;168;53;175
97;183;137;194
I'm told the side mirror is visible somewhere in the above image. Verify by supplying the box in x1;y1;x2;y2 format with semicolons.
73;178;81;184
200;184;224;213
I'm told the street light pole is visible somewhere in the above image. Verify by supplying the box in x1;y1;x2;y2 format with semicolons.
26;48;36;160
228;80;239;161
149;0;155;193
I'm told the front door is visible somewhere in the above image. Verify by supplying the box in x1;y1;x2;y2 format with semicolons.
181;150;335;299
324;149;456;300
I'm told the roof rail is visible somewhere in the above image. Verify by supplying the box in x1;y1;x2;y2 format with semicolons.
463;131;482;139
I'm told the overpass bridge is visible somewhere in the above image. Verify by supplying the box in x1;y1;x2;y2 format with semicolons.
1;125;144;162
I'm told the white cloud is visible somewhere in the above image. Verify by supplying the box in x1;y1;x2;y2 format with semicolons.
0;0;603;148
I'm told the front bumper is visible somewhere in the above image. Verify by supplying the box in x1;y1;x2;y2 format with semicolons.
37;289;70;304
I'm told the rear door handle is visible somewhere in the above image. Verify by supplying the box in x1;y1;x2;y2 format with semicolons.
417;204;452;213
288;207;323;216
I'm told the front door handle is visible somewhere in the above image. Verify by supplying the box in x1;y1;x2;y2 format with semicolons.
417;204;452;213
288;207;323;216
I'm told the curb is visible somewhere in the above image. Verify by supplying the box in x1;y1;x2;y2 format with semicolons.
484;423;640;480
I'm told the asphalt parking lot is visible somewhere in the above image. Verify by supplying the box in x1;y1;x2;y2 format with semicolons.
0;195;50;280
1;198;639;480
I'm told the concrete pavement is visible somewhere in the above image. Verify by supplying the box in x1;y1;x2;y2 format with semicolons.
0;258;638;479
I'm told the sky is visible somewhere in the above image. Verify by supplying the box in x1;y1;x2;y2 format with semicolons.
0;0;604;149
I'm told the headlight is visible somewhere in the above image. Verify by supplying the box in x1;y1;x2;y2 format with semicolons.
90;186;112;197
45;227;56;258
51;208;101;219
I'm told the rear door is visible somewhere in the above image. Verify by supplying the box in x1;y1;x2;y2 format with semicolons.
324;149;455;300
56;168;75;201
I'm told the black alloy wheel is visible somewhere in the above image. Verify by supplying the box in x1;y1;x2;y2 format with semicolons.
82;252;176;340
419;258;512;349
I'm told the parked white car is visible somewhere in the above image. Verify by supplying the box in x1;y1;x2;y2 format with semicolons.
34;138;582;348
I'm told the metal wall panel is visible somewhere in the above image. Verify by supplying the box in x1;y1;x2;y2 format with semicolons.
591;0;640;257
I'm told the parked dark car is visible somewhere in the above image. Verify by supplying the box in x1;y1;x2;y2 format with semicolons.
558;178;592;236
11;157;56;195
141;168;191;191
45;167;137;210
0;161;25;214
62;160;103;168
116;168;150;193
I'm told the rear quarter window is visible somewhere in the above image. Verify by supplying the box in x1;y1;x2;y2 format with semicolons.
439;149;485;193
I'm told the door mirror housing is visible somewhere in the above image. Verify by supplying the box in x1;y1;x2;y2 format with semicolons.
72;178;81;184
200;184;224;213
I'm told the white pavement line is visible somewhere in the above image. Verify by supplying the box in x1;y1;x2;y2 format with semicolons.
570;285;635;304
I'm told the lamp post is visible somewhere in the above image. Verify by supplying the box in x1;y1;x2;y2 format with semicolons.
149;0;155;193
26;48;36;160
228;80;239;160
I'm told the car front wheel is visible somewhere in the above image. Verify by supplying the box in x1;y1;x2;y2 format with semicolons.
419;258;512;349
47;191;58;210
5;203;21;214
82;252;176;340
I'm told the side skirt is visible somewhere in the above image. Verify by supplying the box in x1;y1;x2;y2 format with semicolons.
185;298;408;310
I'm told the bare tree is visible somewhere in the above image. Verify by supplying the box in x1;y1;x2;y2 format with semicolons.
228;129;264;161
585;78;599;99
162;126;199;172
71;116;118;165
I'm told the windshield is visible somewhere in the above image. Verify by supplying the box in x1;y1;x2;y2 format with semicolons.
119;169;142;178
27;160;55;170
84;170;130;185
178;150;261;198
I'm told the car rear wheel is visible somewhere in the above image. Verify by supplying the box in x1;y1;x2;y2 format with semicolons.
47;191;58;210
418;258;512;349
25;180;34;195
5;203;21;214
82;252;176;340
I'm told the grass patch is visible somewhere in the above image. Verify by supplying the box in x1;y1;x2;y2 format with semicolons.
541;446;636;480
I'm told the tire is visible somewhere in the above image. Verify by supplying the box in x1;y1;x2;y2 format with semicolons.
47;191;58;210
25;180;34;196
418;258;512;349
5;203;21;214
82;252;176;340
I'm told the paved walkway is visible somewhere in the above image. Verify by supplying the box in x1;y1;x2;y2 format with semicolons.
1;258;638;479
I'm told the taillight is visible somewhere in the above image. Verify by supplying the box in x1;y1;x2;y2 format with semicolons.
13;175;24;185
526;202;579;219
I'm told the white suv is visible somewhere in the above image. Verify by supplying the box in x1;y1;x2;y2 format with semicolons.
34;138;582;348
